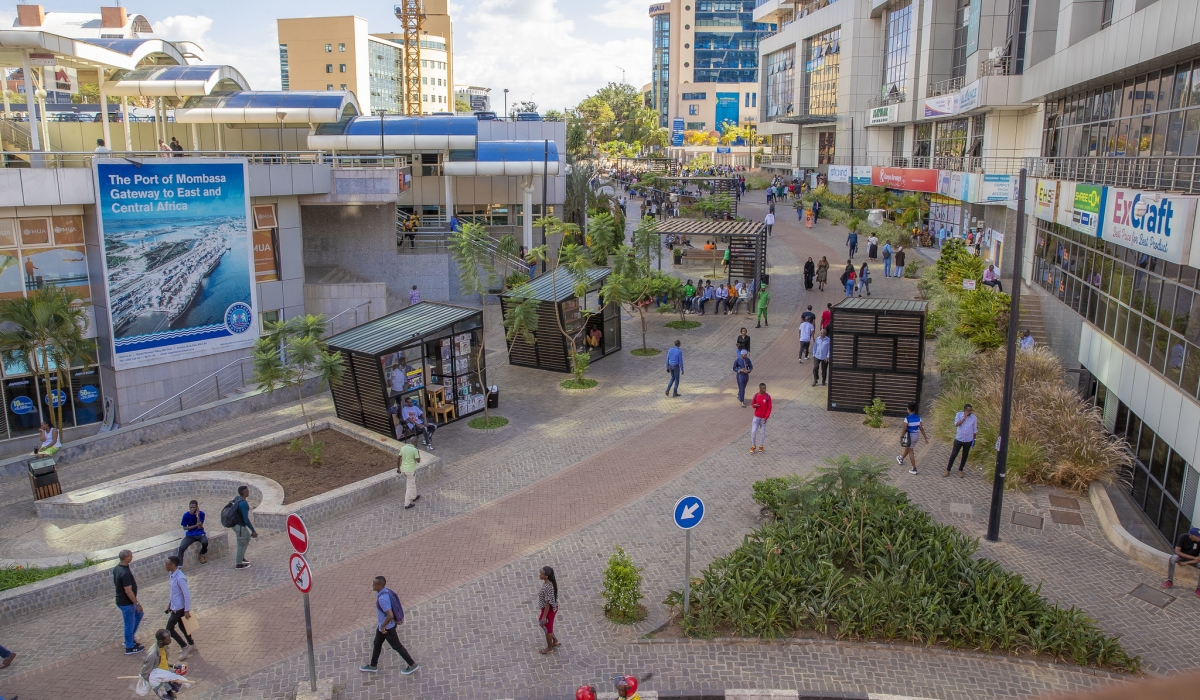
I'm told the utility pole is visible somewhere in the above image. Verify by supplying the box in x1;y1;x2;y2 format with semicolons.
986;168;1029;542
504;88;509;120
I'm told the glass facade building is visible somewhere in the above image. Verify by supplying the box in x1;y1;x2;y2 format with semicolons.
653;12;671;127
804;27;840;116
368;39;403;114
882;2;911;99
764;46;795;121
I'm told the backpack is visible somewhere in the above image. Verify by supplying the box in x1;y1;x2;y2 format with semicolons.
378;587;405;624
220;498;242;528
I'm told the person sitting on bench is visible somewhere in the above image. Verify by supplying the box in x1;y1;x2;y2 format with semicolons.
401;397;436;449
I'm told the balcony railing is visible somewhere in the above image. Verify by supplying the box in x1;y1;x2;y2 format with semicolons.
927;76;965;98
761;154;793;165
1038;157;1200;195
868;90;907;109
980;55;1012;78
0;150;409;169
797;0;837;18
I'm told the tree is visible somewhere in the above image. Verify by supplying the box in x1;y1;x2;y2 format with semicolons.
0;285;95;441
543;109;566;122
448;223;504;425
509;100;538;119
599;216;670;352
684;130;717;146
523;217;597;383
586;211;622;265
252;315;345;464
454;96;472;114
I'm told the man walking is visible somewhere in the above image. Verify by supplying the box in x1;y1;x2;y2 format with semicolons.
114;549;145;654
755;284;770;328
399;439;421;509
798;316;814;361
750;383;771;453
665;340;683;397
882;241;893;278
164;555;197;660
360;576;419;674
177;500;208;564
945;403;977;478
231;486;257;569
733;350;753;407
894;247;906;278
897;401;929;475
764;211;774;237
846;230;859;259
811;328;831;386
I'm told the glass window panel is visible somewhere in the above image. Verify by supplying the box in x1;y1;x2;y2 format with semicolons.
1175;288;1193;334
1151;324;1169;372
1151;435;1170;483
1167;111;1185;155
1104;301;1118;335
1114;401;1130;438
1183;110;1200;156
1128;414;1143;447
1144;74;1159;113
1114;120;1128;155
1178;511;1194;547
1086;289;1100;324
1183;343;1200;398
1167;333;1187;383
1166;450;1188;501
1132;464;1148;507
1192;67;1200;106
1116;306;1131;348
1159;282;1178;325
1158;69;1174;112
1174;66;1191;109
1135;76;1149;113
1159;498;1180;542
1138;316;1155;362
1145;480;1164;525
1152;114;1168;155
1138;117;1155;155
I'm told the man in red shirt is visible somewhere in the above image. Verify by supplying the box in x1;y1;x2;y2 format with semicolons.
820;302;832;330
750;383;772;453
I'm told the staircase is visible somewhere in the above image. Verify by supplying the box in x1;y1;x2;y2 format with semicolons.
1018;285;1049;346
0;119;34;153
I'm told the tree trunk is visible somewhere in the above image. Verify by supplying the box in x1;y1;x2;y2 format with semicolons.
638;306;648;350
297;378;313;445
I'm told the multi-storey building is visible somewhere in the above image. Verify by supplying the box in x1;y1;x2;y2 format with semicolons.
753;0;1200;552
648;1;776;134
455;85;492;113
277;14;452;115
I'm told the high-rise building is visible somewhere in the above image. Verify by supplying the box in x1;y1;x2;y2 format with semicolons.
455;85;491;113
648;1;775;132
277;14;452;115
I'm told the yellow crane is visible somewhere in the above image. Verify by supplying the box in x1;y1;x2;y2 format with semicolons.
394;1;425;116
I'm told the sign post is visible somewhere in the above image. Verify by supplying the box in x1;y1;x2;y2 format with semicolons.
673;495;705;615
287;515;317;693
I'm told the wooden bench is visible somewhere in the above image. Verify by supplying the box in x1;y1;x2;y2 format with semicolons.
681;249;724;262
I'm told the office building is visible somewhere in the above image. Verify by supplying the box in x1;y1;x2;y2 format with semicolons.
751;0;1200;551
277;14;452;115
455;85;491;113
648;0;776;132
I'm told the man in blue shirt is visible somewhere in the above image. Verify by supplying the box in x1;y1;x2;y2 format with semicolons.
811;328;831;386
360;575;419;674
896;401;929;475
665;340;684;397
177;500;208;564
164;555;197;659
233;485;257;570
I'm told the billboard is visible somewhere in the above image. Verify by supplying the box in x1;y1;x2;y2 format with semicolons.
872;167;939;193
672;118;684;147
924;93;960;118
828;165;849;183
868;105;897;125
1055;182;1105;237
978;174;1017;203
1102;188;1198;265
94;158;258;371
1033;179;1059;222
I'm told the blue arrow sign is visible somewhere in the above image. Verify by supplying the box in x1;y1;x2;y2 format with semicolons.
673;495;705;530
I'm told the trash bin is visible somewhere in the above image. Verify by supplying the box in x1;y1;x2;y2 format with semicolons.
487;385;499;409
28;457;61;500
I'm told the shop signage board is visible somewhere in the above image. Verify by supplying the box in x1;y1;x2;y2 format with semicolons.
868;105;897;125
1055;182;1106;237
28;53;56;66
937;171;975;202
92;158;258;370
672;118;685;148
828;165;849;183
958;80;981;113
852;166;872;185
978;174;1017;203
873;167;939;193
1034;179;1059;222
716;146;731;154
1102;188;1198;265
924;93;960;119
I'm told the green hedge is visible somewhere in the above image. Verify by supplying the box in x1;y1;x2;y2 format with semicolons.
665;456;1139;671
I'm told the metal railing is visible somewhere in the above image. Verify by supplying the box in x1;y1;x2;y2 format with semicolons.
761;154;794;165
927;76;965;98
868;90;907;109
1038;156;1200;194
324;301;374;337
0;150;409;169
980;56;1012;78
797;0;837;18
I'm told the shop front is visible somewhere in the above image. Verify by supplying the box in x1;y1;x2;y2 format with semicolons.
501;268;619;372
325;302;486;440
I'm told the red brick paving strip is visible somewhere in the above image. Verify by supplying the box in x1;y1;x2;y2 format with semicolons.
10;206;839;699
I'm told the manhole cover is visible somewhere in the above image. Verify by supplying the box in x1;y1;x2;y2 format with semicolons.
948;502;973;516
1130;583;1175;608
1011;511;1044;529
1048;495;1080;510
1049;509;1085;526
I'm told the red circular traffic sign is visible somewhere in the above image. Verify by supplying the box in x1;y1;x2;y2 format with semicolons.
289;552;312;594
286;513;309;554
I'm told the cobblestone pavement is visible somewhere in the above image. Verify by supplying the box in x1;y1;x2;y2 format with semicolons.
1;195;1190;699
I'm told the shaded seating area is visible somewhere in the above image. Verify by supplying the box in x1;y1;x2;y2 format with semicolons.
501;268;620;372
655;218;768;291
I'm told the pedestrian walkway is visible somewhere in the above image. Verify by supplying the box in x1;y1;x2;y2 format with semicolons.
1;193;1191;699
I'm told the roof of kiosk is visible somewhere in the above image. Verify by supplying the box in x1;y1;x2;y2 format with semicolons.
325;302;480;356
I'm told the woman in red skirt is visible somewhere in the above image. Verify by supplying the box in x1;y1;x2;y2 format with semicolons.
537;566;559;654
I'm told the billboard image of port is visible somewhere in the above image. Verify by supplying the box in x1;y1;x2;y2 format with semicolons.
94;159;257;371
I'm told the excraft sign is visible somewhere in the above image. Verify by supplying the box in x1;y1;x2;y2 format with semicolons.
1102;188;1197;264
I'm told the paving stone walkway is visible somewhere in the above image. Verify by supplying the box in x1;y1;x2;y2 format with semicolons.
1;194;1191;699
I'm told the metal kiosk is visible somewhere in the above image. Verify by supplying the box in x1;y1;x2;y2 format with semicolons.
826;298;929;417
500;268;619;373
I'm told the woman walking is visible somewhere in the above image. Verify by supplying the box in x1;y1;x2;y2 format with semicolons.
816;256;829;292
841;261;856;297
803;257;815;291
537;566;559;654
858;262;871;297
867;234;879;262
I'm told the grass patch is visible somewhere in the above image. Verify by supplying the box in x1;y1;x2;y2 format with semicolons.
467;416;509;429
561;378;598;389
631;347;661;356
666;455;1140;672
665;320;702;330
0;559;95;592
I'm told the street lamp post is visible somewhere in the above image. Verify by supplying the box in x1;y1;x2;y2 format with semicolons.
503;88;509;121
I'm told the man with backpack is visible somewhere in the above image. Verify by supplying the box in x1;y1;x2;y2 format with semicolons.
360;575;419;675
221;486;257;569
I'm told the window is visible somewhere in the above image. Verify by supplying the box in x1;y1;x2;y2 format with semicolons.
882;2;912;99
1101;0;1115;27
934;117;968;157
689;105;699;115
652;13;671;126
951;0;970;80
682;92;707;100
764;46;795;120
968;113;985;157
892;126;905;159
338;43;346;52
804;28;840;116
340;84;346;90
339;64;347;73
818;131;835;164
260;310;281;335
327;84;334;90
326;64;333;73
913;122;932;158
771;133;792;157
325;43;332;52
279;44;289;91
686;121;706;129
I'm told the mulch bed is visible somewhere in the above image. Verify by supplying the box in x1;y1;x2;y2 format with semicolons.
184;429;396;503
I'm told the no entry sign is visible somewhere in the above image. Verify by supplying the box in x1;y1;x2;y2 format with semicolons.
289;552;312;594
286;513;309;554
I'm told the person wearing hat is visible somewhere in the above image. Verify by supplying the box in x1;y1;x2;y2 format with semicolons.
732;350;753;407
1163;527;1200;595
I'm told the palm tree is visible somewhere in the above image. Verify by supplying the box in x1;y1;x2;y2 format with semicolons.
0;285;95;439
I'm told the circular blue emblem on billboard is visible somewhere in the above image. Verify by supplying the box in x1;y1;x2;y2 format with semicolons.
44;389;68;408
225;302;253;335
10;395;34;415
78;385;99;404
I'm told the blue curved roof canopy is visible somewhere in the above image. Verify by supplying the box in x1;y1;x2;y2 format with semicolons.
443;141;561;176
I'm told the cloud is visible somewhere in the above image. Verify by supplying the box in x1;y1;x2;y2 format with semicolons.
589;0;652;30
454;0;650;111
152;15;281;91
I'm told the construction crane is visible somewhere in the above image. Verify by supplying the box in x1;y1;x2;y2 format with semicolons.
394;1;425;116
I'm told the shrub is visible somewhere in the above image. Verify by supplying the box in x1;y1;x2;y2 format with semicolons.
933;334;978;384
0;559;95;592
666;456;1140;671
863;398;886;427
925;287;961;338
956;289;1010;349
603;545;646;623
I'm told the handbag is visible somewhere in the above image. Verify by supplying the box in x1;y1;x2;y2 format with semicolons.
900;426;911;448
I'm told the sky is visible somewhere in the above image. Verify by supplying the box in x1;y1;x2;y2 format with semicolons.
1;0;653;111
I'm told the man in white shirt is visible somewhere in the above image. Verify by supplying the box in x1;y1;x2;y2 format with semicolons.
945;403;978;478
390;365;407;393
713;282;729;314
764;211;775;237
798;319;814;362
94;138;112;155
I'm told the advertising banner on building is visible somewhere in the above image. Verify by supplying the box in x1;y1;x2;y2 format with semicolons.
868;105;897;125
827;165;849;183
958;80;981;113
1102;187;1198;265
873;167;939;192
978;174;1017;203
923;93;960;119
1055;182;1105;237
852;166;872;185
672;118;684;148
937;171;975;202
1033;179;1059;222
93;158;258;371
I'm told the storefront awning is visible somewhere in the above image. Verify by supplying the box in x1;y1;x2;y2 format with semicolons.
326;302;480;356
